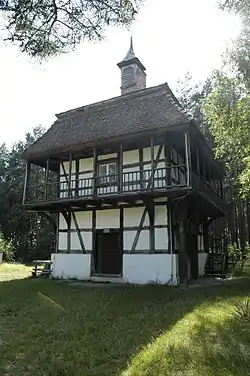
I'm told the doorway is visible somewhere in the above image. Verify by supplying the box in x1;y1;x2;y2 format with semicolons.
94;230;122;276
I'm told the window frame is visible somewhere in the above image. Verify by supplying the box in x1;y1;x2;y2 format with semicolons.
97;158;118;186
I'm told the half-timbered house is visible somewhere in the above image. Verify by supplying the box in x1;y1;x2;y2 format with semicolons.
22;39;226;284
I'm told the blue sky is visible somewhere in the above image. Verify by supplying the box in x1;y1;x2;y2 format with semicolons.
0;0;240;146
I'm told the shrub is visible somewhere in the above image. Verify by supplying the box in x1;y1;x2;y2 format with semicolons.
0;232;14;262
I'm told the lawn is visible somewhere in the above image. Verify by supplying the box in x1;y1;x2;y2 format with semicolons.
0;264;249;376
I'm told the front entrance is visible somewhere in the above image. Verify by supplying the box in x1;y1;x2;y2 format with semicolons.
94;230;122;275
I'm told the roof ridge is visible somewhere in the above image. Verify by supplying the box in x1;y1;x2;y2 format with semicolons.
56;83;167;121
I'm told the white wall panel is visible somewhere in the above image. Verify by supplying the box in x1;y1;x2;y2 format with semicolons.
59;233;67;250
96;209;119;229
70;232;92;251
79;157;93;172
59;214;67;230
198;253;208;276
124;207;149;227
123;254;178;284
123;150;139;165
155;228;168;250
51;254;91;279
72;211;92;229
155;205;168;226
98;153;117;161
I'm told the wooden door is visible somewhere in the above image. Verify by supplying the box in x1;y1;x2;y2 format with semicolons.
95;231;122;275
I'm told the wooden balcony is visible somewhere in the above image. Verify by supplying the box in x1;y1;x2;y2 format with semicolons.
23;165;224;213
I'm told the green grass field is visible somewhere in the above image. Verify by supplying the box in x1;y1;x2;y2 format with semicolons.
0;263;249;376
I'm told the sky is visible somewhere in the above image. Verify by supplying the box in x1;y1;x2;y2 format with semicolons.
0;0;241;146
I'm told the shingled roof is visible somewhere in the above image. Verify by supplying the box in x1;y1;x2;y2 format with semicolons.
23;83;192;161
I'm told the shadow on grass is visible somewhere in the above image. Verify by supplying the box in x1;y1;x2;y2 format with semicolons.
0;277;249;376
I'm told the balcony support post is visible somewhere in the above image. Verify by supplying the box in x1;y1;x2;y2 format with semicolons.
150;137;154;188
119;143;123;194
196;147;200;176
23;161;31;204
44;157;50;200
185;132;192;187
93;147;97;197
67;152;72;198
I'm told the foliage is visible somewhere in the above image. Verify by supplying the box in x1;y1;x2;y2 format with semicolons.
202;72;250;197
175;73;213;142
228;241;250;270
0;232;14;261
219;0;250;88
0;0;143;59
0;271;249;376
235;299;250;323
0;125;55;262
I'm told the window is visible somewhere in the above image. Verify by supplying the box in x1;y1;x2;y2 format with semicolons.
98;162;117;184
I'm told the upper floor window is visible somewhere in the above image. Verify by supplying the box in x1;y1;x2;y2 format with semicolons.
98;162;117;184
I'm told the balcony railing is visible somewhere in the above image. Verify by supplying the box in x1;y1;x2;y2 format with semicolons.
25;166;188;203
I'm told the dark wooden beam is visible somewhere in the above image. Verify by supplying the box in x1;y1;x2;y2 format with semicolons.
68;153;72;198
139;148;143;190
22;161;31;204
164;142;172;186
148;202;155;253
196;147;200;176
93;147;97;197
131;208;147;253
120;206;124;256
150;137;154;188
91;209;96;274
72;211;85;253
119;143;123;194
75;159;79;197
44;157;50;200
185;132;192;187
67;210;71;253
179;219;188;284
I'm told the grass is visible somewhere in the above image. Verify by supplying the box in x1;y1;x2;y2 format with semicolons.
0;264;249;376
0;262;32;281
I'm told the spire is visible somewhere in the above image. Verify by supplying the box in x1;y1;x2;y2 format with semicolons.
123;36;135;61
117;37;146;95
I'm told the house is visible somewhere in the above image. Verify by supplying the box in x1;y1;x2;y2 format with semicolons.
22;39;225;284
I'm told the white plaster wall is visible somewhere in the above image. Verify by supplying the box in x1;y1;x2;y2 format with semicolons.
155;205;168;225
59;214;67;230
98;153;117;161
155;228;168;250
123;150;139;165
123;254;178;284
96;209;119;229
124;230;149;252
0;253;3;264
59;233;67;251
124;207;149;227
71;211;92;229
198;253;208;276
51;253;91;279
71;232;92;251
198;235;204;251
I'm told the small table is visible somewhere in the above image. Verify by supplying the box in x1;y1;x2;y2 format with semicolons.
32;260;52;278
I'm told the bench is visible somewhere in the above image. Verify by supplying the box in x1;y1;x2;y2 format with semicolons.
32;260;52;278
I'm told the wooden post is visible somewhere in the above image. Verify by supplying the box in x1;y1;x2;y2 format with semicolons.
150;137;154;188
23;161;31;204
148;202;155;253
203;158;206;181
67;153;72;198
139;148;143;190
196;147;200;176
164;142;172;186
185;132;192;187
220;180;223;199
93;147;97;197
179;219;188;284
75;159;79;197
119;143;123;194
67;211;71;253
91;210;96;274
44;157;50;200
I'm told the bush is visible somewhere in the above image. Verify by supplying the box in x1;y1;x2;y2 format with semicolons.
0;232;14;262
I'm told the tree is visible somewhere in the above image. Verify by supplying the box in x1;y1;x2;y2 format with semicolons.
0;0;143;59
202;72;250;197
0;125;55;262
219;0;250;88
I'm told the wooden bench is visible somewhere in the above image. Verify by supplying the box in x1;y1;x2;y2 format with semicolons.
32;260;52;278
